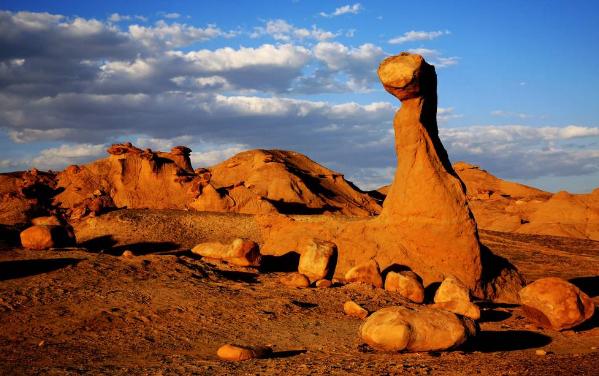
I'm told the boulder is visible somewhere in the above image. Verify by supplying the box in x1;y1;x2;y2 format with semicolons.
20;225;75;250
434;276;471;303
344;300;369;319
385;271;425;303
298;239;337;283
519;277;595;330
279;273;310;288
431;300;481;320
191;239;261;267
359;306;477;352
344;260;383;288
216;344;271;361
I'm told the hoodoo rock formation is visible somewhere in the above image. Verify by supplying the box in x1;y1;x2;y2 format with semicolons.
258;53;524;301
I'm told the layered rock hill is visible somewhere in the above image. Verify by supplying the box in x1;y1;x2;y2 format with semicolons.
456;162;599;240
0;143;381;226
257;53;524;302
378;162;599;241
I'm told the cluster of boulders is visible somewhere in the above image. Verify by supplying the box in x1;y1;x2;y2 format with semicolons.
191;235;595;361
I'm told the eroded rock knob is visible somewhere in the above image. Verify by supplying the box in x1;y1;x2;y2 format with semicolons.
377;53;436;101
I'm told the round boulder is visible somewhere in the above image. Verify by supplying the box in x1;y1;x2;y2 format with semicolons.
359;306;477;352
519;277;595;330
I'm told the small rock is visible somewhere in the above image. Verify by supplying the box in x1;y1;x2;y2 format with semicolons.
359;306;477;352
280;273;310;288
20;225;75;250
344;300;368;319
192;238;261;267
434;276;471;303
121;250;135;259
431;300;481;320
298;239;337;283
315;279;332;288
385;271;424;303
344;260;383;288
535;349;547;356
38;340;45;347
216;344;271;361
519;277;595;330
591;346;597;350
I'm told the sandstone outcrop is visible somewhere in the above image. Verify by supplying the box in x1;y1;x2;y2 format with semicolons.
49;143;381;218
0;169;59;226
297;239;337;283
519;277;595;330
384;271;425;303
258;53;524;301
359;306;477;352
191;238;261;267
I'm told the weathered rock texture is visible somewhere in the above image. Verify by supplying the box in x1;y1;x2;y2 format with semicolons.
47;144;381;218
258;53;523;300
359;306;477;352
519;277;595;330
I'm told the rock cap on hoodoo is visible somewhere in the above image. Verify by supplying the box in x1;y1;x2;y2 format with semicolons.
377;53;435;101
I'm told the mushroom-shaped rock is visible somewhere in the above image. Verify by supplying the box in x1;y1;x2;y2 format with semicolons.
191;239;261;267
216;344;272;361
345;260;383;288
359;306;477;352
378;53;436;100
434;276;471;303
344;300;369;319
20;225;75;250
298;239;337;283
385;271;425;303
432;300;481;320
519;277;595;330
279;273;310;288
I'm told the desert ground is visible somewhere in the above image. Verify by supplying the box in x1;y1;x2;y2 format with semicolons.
1;211;598;375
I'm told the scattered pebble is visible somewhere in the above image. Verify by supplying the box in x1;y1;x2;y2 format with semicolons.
217;344;271;361
535;349;547;356
121;250;134;259
315;279;332;288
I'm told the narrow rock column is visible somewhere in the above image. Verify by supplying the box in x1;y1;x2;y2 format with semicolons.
377;53;482;289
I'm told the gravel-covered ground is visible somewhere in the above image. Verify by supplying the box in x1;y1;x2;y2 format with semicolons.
1;212;598;375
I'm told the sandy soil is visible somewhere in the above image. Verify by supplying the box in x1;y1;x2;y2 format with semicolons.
1;215;598;375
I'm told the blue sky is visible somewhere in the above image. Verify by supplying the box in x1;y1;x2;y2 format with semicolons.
1;1;598;192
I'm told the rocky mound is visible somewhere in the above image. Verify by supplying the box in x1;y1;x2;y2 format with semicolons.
377;163;599;241
0;144;381;226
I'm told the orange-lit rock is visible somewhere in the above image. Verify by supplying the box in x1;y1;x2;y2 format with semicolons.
345;260;383;288
298;239;337;283
344;300;369;319
20;225;75;250
519;277;595;330
385;271;425;303
359;306;477;352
